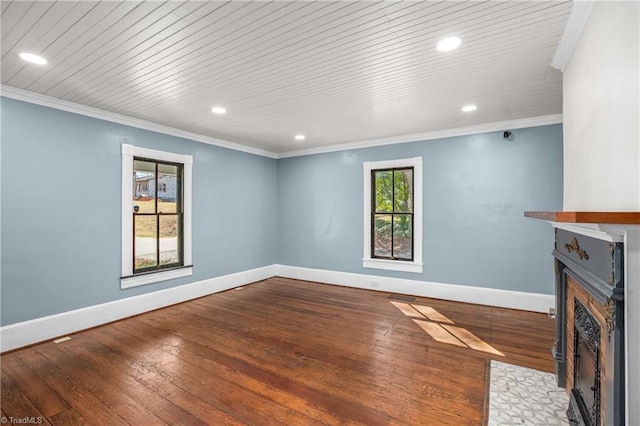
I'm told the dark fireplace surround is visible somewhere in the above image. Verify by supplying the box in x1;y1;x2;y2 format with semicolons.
553;229;625;426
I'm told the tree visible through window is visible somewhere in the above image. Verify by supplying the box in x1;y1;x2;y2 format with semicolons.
372;167;413;260
133;157;183;273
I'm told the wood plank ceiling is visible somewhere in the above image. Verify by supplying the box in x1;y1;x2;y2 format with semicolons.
1;1;572;153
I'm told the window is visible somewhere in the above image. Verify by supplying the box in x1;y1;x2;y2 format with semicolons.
363;157;423;273
121;144;192;289
371;167;413;260
133;158;182;273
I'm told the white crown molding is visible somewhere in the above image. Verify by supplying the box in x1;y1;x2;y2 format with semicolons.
1;85;563;161
0;265;277;352
277;114;563;159
0;85;278;159
274;265;555;313
551;0;596;71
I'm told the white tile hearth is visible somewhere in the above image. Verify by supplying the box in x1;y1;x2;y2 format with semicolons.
489;360;569;426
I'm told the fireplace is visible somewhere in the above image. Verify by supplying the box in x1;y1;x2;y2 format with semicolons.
551;229;625;426
525;210;640;426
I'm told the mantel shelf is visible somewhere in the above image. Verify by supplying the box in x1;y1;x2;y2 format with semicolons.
524;211;640;225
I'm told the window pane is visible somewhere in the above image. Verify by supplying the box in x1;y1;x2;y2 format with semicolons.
393;215;413;260
373;214;392;257
158;164;179;213
134;215;157;270
374;170;393;212
160;215;180;266
133;160;156;213
394;169;413;213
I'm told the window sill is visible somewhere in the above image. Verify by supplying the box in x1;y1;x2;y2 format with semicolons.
121;266;193;289
362;258;423;274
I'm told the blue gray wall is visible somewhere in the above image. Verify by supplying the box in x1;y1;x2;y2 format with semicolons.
0;96;562;326
277;125;563;294
0;98;278;325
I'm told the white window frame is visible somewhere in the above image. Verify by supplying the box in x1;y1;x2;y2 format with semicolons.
363;157;423;273
121;144;193;289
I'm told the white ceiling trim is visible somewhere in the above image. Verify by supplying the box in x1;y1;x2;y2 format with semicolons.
0;85;278;159
277;114;563;159
1;85;562;161
551;1;595;71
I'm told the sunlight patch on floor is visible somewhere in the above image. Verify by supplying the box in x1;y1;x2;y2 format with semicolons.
411;305;455;324
389;301;423;318
443;324;504;356
392;301;504;356
412;319;466;347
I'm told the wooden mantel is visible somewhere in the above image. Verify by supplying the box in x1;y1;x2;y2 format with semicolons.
525;211;640;224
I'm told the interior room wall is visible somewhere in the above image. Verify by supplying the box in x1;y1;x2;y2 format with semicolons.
563;1;640;211
0;96;564;336
561;2;640;423
277;124;563;295
0;97;278;326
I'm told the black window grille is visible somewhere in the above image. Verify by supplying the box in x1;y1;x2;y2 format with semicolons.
371;167;414;261
132;157;184;273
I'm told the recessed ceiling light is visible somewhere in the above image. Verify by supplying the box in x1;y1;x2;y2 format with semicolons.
294;134;305;140
436;36;461;52
461;104;477;112
18;52;47;65
211;106;226;114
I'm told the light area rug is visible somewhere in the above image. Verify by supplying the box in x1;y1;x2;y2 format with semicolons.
488;360;570;426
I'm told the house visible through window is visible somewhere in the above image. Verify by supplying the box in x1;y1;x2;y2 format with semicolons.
133;158;183;273
121;144;193;289
363;157;423;273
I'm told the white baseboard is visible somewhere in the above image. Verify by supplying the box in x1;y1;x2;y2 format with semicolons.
1;263;554;352
274;264;555;313
0;265;276;352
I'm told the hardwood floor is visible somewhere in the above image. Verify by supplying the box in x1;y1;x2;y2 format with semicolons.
1;277;555;425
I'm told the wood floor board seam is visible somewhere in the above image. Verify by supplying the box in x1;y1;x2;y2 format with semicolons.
1;277;555;425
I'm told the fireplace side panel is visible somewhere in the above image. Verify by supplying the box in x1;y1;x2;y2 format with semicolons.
555;257;568;388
